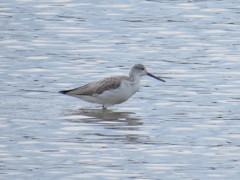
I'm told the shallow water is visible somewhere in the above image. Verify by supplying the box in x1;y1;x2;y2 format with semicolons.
1;0;240;179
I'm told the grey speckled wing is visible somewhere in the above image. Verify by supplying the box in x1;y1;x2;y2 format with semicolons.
60;75;130;96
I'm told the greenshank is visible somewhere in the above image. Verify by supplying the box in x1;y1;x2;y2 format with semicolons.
60;64;165;109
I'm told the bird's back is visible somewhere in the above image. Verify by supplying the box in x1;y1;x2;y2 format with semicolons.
60;75;130;97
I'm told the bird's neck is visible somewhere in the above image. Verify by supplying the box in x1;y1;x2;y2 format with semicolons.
129;73;141;82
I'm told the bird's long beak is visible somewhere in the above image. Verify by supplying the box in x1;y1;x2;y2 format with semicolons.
147;72;165;82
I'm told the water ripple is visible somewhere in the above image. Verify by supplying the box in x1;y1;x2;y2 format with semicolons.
0;0;240;179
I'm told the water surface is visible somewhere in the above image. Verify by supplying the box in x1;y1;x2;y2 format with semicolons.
0;0;240;179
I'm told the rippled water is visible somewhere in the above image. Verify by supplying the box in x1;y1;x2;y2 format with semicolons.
1;0;240;179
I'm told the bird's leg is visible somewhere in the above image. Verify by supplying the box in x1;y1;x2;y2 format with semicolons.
102;105;107;110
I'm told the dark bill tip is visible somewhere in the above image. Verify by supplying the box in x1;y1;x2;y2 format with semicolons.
147;72;166;82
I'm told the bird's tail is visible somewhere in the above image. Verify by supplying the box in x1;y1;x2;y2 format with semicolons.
59;90;71;94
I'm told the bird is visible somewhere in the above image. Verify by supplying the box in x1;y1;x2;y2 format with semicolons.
59;64;165;109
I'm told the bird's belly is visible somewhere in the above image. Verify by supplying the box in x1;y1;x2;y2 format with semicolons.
76;81;140;107
97;82;139;105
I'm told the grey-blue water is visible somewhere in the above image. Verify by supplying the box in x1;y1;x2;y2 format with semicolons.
1;0;240;179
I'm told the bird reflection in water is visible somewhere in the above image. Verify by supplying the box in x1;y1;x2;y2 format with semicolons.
64;108;142;127
61;108;150;144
